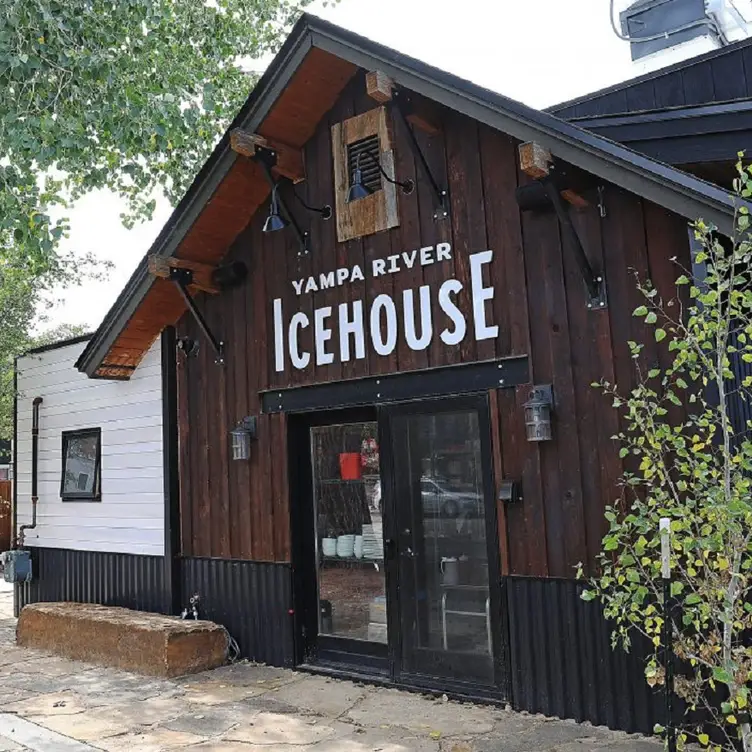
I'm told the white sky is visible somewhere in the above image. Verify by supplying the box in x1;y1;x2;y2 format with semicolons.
43;0;656;333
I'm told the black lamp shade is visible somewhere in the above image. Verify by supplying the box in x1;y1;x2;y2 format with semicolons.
263;186;289;233
347;166;372;203
263;212;288;233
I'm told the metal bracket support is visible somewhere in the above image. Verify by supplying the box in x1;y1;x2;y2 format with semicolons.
254;147;310;255
540;174;607;310
392;89;449;221
170;268;225;364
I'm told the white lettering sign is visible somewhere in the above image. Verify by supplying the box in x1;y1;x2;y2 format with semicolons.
273;244;499;372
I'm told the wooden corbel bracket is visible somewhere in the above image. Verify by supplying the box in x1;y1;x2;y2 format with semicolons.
518;142;588;208
148;255;219;295
366;70;442;135
517;142;606;310
230;129;305;183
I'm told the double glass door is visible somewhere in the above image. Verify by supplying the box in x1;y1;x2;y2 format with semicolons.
304;396;502;690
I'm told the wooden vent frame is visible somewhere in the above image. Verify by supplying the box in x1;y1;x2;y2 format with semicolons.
332;106;399;242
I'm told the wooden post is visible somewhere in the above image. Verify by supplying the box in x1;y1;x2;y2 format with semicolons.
366;70;393;102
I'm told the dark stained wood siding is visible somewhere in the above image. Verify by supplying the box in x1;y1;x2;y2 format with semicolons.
176;72;691;573
552;41;752;119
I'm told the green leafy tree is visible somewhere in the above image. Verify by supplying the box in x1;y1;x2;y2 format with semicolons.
583;163;752;750
0;0;318;437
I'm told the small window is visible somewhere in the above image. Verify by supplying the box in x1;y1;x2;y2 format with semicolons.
61;428;101;501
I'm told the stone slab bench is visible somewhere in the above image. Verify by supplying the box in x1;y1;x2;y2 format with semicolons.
16;602;228;678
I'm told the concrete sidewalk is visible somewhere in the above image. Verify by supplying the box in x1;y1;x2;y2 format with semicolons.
0;586;661;751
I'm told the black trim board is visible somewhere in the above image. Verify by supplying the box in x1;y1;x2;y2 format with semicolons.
161;328;181;615
24;333;92;356
77;14;743;381
261;356;529;413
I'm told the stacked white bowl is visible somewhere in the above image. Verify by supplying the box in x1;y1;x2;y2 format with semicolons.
336;534;356;558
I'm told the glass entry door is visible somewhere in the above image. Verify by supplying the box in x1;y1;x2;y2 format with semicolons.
310;421;388;660
383;397;499;686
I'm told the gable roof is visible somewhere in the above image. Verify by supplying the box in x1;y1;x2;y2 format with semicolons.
77;13;742;379
550;35;752;119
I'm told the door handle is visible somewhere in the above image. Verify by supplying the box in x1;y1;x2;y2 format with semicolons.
384;538;396;559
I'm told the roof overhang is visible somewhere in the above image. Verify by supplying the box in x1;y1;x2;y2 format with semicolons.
570;100;752;166
77;13;742;380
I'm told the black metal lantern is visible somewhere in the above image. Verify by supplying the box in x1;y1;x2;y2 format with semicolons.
231;416;258;461
524;386;553;442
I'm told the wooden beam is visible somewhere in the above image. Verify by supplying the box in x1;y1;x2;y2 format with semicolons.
519;142;589;208
519;142;552;179
230;129;305;183
366;70;393;103
147;255;219;294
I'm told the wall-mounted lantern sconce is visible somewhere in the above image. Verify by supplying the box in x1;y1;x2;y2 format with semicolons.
347;151;414;203
231;416;258;461
524;385;554;442
498;479;521;504
176;337;199;358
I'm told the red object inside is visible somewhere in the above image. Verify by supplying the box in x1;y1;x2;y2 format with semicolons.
339;452;362;480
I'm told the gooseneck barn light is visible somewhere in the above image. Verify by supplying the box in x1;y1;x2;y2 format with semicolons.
231;416;258;461
524;385;553;442
262;184;289;234
347;151;414;203
290;184;332;221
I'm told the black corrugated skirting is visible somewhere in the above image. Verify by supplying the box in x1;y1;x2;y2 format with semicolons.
180;556;295;667
15;549;294;668
506;576;660;734
15;547;166;615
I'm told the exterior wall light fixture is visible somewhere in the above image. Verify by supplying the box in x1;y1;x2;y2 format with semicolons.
347;151;414;203
231;416;258;461
262;184;289;234
524;385;553;442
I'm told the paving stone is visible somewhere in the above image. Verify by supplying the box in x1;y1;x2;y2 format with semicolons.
27;712;129;742
96;727;207;751
104;697;189;728
163;709;239;737
186;743;300;752
4;691;87;717
269;674;368;717
182;679;266;706
347;690;496;736
240;694;308;715
223;712;343;746
314;724;442;752
0;690;40;708
187;662;299;689
11;656;92;678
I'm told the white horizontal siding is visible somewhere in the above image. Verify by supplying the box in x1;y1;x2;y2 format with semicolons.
15;339;164;556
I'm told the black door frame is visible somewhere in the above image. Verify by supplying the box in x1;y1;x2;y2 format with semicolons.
379;394;510;700
287;406;389;673
288;394;510;700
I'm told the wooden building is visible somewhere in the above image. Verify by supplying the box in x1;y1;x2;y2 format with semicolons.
14;16;745;733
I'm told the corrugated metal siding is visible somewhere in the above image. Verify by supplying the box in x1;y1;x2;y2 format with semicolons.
181;557;294;667
506;576;660;734
16;547;166;615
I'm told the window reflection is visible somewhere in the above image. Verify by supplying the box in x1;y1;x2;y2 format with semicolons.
311;422;387;643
